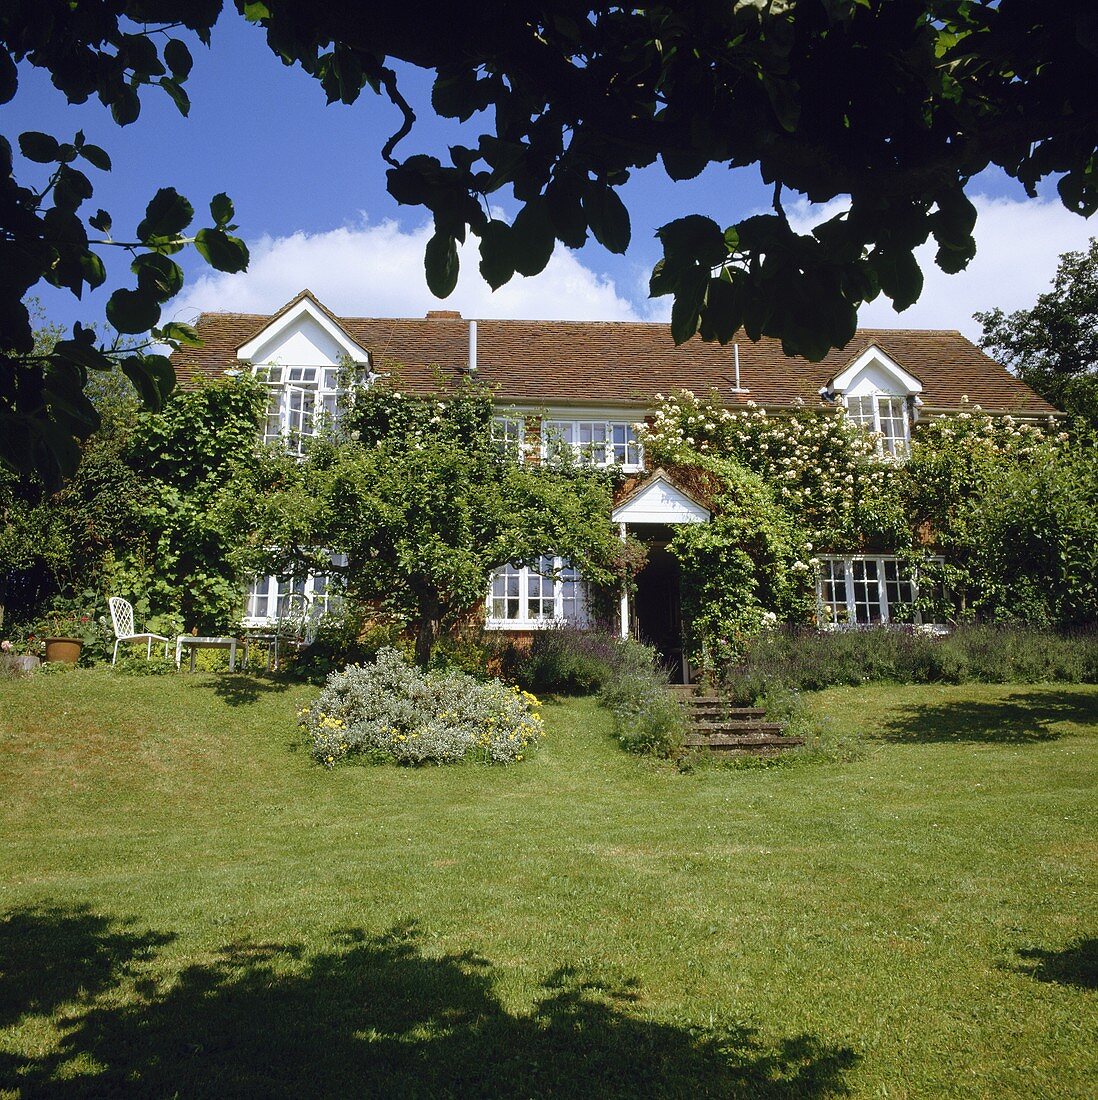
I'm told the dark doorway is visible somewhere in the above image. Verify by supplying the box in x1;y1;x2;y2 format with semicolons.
633;545;684;682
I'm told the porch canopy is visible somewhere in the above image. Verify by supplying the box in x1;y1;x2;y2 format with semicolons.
611;469;710;642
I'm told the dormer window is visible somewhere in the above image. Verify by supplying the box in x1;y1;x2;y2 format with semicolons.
256;364;354;455
845;394;910;457
828;345;922;460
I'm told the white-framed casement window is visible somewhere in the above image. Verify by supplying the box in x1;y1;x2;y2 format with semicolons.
485;555;589;629
255;365;355;456
491;416;526;459
844;394;910;457
542;419;643;470
817;554;934;626
244;553;348;625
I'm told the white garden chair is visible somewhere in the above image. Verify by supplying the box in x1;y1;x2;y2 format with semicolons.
108;597;170;665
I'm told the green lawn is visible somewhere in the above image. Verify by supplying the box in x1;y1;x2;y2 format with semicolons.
1;670;1095;1098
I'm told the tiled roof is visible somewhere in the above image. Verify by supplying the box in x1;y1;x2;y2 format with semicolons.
170;294;1057;415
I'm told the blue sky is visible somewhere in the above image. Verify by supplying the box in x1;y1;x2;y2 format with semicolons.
8;10;1095;341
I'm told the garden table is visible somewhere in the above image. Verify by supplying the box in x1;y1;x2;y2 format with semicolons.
174;635;245;672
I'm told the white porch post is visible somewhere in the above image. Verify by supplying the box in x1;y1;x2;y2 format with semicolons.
618;522;629;639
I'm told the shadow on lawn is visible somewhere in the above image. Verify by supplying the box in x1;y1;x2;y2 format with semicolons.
1015;937;1098;991
877;690;1096;744
1;907;858;1099
198;671;296;707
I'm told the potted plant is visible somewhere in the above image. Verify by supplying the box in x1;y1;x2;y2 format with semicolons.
41;610;93;664
0;638;40;675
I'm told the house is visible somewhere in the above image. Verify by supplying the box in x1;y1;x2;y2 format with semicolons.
173;289;1057;676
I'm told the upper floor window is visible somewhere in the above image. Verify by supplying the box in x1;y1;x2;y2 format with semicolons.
486;556;589;629
491;416;526;459
845;394;910;457
255;365;354;455
542;419;643;470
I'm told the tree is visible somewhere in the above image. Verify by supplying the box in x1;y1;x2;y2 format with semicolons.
4;1;1096;482
220;388;630;665
976;238;1098;425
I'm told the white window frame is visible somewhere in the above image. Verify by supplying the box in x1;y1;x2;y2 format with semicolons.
485;556;589;630
816;554;939;627
243;553;348;626
256;364;356;456
541;419;644;471
491;415;526;459
844;393;911;458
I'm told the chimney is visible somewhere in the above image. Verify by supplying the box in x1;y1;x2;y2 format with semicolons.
467;320;478;376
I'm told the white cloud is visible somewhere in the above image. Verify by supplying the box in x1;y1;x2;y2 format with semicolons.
171;196;1094;339
171;217;644;323
783;194;1095;339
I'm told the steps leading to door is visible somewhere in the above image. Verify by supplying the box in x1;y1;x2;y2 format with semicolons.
671;684;805;755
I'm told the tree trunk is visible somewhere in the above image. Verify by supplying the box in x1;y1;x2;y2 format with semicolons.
413;599;441;667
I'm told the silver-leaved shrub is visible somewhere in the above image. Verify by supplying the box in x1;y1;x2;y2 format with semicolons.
300;646;542;767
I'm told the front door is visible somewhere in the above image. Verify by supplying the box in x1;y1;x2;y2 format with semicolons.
633;545;684;682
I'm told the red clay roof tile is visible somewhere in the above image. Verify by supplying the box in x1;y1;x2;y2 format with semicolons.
170;296;1057;415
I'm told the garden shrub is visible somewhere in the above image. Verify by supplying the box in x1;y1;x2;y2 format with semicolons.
512;627;622;695
598;639;686;758
301;647;542;767
721;625;1097;702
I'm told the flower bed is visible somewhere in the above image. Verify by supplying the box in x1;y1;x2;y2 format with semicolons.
300;647;542;766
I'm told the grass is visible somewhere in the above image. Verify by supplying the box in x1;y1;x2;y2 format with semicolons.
0;669;1095;1098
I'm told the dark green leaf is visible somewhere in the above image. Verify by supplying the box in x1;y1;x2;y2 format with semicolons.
210;193;234;227
52;338;113;373
0;49;16;105
106;288;161;334
158;321;202;347
425;231;460;298
132;252;184;298
583;183;631;253
669;268;709;345
19;131;60;163
194;227;250;272
545;174;587;249
120;353;175;411
164;39;193;80
79;251;106;290
137;187;194;243
160;78;191;117
873;248;923;312
478;221;515;290
698;276;743;344
89;209;112;234
110;85;141;126
657;215;727;266
510;199;554;277
78;143;111;171
52;165;93;212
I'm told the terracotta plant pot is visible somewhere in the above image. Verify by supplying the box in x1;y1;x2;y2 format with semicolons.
44;637;83;664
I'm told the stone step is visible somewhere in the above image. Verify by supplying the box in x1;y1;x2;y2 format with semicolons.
684;703;766;718
683;734;806;750
689;721;786;736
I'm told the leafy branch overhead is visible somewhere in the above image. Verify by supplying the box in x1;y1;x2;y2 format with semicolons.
245;0;1094;361
2;1;1096;483
0;2;248;485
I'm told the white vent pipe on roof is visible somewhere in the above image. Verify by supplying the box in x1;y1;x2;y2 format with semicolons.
468;320;478;375
729;342;748;393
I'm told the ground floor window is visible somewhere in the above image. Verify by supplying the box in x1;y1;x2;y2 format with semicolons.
244;553;348;624
485;556;589;629
817;555;933;626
